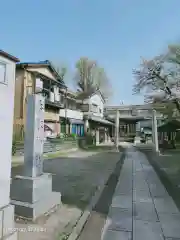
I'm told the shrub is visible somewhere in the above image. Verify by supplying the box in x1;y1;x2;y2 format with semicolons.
65;133;77;141
12;138;17;156
70;133;77;140
77;133;94;149
57;133;65;139
85;134;94;145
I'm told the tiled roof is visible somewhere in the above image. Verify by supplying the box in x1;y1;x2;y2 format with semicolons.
0;50;19;62
16;60;67;87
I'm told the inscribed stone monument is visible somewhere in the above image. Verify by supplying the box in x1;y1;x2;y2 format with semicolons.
23;95;44;177
10;94;61;221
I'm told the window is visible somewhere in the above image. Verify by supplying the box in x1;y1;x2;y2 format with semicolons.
91;104;98;113
0;62;7;84
81;104;89;112
61;95;64;103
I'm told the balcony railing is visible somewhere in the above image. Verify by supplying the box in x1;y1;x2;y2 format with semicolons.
44;111;59;121
59;109;83;120
45;98;64;108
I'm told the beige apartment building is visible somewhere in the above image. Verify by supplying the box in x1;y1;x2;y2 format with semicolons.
13;60;67;140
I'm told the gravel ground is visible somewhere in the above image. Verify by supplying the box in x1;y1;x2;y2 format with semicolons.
11;151;121;239
11;151;120;210
44;152;120;209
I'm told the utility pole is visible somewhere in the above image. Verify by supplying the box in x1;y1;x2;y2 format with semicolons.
152;109;159;152
115;110;119;149
65;88;68;136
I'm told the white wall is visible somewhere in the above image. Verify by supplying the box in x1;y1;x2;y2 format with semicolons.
49;92;55;102
59;109;83;120
35;78;43;92
54;86;60;102
0;55;16;208
84;93;104;118
27;67;56;80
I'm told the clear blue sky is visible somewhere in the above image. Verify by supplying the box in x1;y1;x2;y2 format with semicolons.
1;0;180;105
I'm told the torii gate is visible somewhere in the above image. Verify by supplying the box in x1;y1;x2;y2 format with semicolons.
105;103;165;152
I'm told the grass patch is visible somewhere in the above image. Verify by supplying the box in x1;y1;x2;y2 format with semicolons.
83;145;115;152
11;151;69;167
157;151;180;186
44;151;68;159
12;162;22;167
58;232;69;240
140;148;180;211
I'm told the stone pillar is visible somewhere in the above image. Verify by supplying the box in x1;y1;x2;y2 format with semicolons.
134;121;141;144
115;110;119;148
66;123;69;135
0;52;18;240
107;130;111;142
112;125;115;138
84;119;89;133
11;94;61;221
104;129;108;143
129;124;131;135
127;124;129;135
96;128;100;145
152;109;159;152
69;123;72;134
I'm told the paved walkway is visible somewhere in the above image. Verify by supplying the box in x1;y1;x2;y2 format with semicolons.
101;146;180;240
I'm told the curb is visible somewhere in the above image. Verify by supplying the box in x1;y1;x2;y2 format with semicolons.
43;148;78;158
67;151;122;240
67;176;109;240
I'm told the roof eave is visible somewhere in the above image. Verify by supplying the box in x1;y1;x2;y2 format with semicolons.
0;50;19;62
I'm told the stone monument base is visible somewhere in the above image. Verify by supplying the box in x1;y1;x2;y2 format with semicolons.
0;204;17;240
10;173;61;221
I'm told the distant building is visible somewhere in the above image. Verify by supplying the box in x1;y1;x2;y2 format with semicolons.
14;60;66;139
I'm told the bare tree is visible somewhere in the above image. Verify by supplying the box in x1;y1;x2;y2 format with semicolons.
74;57;112;100
75;57;97;93
50;61;67;82
133;54;180;114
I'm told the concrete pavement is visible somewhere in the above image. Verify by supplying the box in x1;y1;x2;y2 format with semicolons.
102;146;180;240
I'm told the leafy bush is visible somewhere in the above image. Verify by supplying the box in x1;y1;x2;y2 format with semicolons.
64;133;77;141
85;133;94;145
57;133;66;139
78;133;95;149
12;138;17;156
69;133;77;140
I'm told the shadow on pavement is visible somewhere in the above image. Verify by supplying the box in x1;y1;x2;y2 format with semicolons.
77;148;125;240
138;147;180;212
11;151;122;211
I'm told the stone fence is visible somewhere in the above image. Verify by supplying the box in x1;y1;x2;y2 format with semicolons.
14;139;77;156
